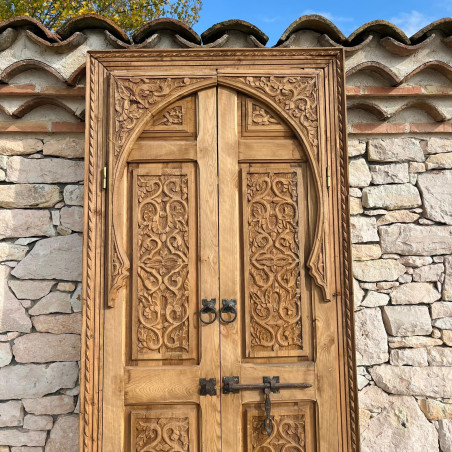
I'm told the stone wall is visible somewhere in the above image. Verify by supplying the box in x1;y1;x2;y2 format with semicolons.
0;14;451;452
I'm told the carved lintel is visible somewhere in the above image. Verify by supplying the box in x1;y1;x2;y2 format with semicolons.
241;76;319;151
114;77;202;163
251;103;279;126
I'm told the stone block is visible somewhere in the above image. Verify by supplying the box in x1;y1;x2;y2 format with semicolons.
370;364;452;398
417;170;452;225
71;283;82;312
350;216;378;243
418;398;452;421
389;336;442;348
0;243;28;262
0;362;78;399
6;157;84;183
398;256;432;267
23;414;53;430
353;278;364;308
45;415;78;452
433;318;452;329
347;139;366;157
355;308;389;365
443;330;452;346
352;244;381;261
0;266;32;333
444;255;452;301
368;138;424;162
426;137;450;154
349;197;363;215
349;158;371;187
22;395;74;415
0;184;62;208
64;185;84;206
425;152;452;170
438;419;452;452
0;401;23;427
390;282;440;305
0;429;46;447
390;348;428;366
427;347;452;366
43;137;84;158
8;280;54;300
0;342;12;367
32;313;82;334
361;291;389;307
28;292;71;315
362;183;421;210
353;259;405;282
369;163;409;184
413;263;444;282
0;139;42;156
382;305;432;336
376;210;419;226
0;210;54;240
432;302;452;319
12;234;82;281
60;207;83;232
57;282;76;292
12;333;80;363
380;224;452;256
360;393;439;452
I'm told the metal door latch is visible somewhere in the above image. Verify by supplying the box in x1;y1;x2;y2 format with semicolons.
222;376;311;436
199;378;217;396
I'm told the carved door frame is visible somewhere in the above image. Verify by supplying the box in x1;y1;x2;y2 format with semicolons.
81;48;359;451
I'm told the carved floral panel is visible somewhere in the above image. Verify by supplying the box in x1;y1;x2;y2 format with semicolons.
131;406;198;451
246;405;313;452
132;168;196;361
244;169;304;357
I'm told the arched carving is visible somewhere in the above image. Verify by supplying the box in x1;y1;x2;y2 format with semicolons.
108;73;331;307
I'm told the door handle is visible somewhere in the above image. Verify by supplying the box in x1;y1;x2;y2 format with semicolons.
222;376;312;436
199;298;217;325
219;299;237;324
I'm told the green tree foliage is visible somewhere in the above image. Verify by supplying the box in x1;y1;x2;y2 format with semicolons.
0;0;202;34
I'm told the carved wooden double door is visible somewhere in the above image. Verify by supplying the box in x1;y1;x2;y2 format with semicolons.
82;50;358;452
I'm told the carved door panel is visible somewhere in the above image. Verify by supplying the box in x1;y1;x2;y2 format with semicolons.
102;88;221;451
218;87;325;451
83;50;358;452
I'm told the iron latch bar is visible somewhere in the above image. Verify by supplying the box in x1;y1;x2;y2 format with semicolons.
222;376;312;436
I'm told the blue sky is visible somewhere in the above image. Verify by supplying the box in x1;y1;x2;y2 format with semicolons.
193;0;452;45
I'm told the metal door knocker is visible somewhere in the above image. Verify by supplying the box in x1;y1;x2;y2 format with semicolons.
199;298;217;325
219;299;237;324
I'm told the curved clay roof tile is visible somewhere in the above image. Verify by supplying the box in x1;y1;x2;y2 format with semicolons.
201;19;268;45
410;18;452;43
132;18;200;45
12;97;83;119
56;13;129;43
0;15;59;42
1;60;65;84
277;15;346;46
346;20;409;45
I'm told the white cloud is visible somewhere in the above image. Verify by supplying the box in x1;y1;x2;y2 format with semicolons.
260;16;282;23
301;9;354;23
390;10;432;37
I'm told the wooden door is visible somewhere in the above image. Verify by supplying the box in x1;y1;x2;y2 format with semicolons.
82;49;359;452
102;88;221;451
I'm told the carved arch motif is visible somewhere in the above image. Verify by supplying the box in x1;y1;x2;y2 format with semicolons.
108;73;330;307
